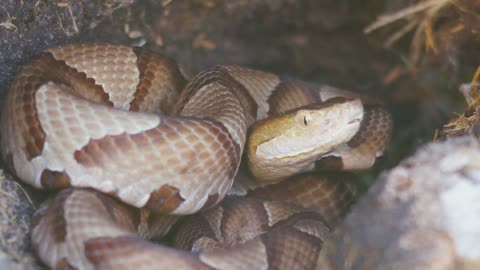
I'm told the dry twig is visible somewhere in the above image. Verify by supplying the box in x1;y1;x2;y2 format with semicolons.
365;0;478;64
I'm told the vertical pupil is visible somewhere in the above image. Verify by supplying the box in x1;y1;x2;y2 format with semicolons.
303;115;308;125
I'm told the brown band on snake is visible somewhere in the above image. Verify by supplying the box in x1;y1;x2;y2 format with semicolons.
314;156;344;171
73;120;172;167
173;197;331;270
39;53;113;107
12;56;49;159
184;117;243;180
313;104;393;171
175;66;258;120
40;169;71;189
85;236;214;270
144;184;185;213
48;44;143;109
131;47;187;113
267;78;319;115
31;189;74;243
93;192;141;230
173;215;217;251
84;237;135;268
260;226;324;269
246;173;357;225
48;192;70;243
73;132;139;167
55;258;78;270
2;44;393;269
348;105;388;148
220;197;269;243
143;214;180;239
210;120;242;179
175;197;331;251
202;193;220;210
5;52;112;161
174;197;272;251
331;105;393;170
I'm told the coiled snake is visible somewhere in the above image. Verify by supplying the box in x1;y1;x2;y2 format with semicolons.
0;44;392;270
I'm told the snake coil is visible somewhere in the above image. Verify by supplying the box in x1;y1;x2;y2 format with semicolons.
0;44;392;270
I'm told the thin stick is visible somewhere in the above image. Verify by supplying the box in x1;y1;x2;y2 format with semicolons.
364;0;451;34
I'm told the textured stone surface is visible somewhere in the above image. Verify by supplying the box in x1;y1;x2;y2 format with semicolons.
0;0;137;94
318;136;480;270
0;169;46;269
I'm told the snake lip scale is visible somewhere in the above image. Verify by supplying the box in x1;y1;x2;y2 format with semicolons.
0;43;393;270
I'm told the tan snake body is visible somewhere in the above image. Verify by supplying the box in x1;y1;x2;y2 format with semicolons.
0;44;392;269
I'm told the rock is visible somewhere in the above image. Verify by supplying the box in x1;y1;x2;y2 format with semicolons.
318;136;480;270
0;170;46;269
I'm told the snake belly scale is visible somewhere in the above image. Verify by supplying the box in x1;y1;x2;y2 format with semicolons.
0;43;392;269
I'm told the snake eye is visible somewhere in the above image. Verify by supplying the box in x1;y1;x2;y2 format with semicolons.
303;115;308;126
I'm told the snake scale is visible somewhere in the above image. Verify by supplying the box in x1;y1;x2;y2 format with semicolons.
0;43;392;270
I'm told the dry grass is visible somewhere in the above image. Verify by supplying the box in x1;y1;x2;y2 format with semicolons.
0;12;17;31
436;66;480;139
365;0;480;66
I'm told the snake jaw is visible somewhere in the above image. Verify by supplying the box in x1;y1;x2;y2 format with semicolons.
348;118;361;125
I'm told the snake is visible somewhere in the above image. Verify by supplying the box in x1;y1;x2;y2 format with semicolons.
0;43;392;270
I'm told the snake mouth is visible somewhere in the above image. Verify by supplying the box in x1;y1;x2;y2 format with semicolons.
347;117;362;126
349;108;364;124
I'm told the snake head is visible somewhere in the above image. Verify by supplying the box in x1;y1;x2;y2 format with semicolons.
247;97;364;183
